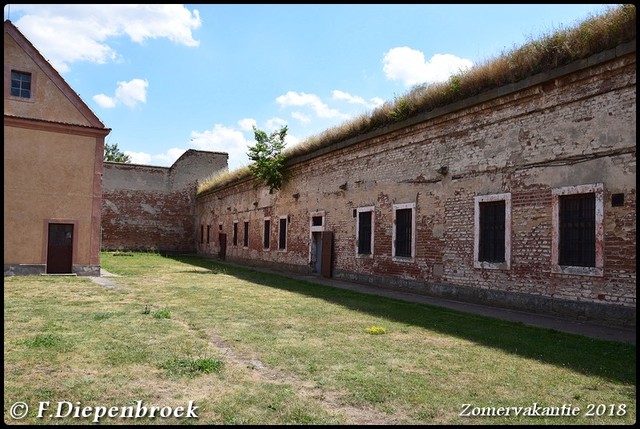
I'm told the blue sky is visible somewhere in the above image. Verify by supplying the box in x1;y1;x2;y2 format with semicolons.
4;4;614;171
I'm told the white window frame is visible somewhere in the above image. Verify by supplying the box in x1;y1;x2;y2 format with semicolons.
551;183;604;277
356;206;375;258
392;202;416;261
474;193;512;270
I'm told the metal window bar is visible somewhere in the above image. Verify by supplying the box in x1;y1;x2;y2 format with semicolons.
395;208;412;257
358;211;372;255
279;218;287;249
263;220;270;249
479;201;505;263
559;193;595;267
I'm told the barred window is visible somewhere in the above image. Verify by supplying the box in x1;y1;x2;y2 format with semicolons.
479;201;506;263
243;221;249;247
551;183;603;277
233;222;238;246
357;210;373;255
393;203;415;259
279;217;287;250
559;193;595;267
474;193;511;270
263;219;270;249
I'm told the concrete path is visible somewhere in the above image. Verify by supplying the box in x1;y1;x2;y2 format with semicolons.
89;268;121;289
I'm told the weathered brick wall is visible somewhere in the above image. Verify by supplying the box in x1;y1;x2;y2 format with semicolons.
103;150;228;252
196;45;636;325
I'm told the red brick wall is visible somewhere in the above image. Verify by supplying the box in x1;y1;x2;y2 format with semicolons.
102;188;195;252
196;47;636;322
102;150;227;252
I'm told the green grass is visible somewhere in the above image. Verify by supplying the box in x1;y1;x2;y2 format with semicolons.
3;252;636;424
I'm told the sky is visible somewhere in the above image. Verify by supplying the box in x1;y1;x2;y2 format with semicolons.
4;4;616;172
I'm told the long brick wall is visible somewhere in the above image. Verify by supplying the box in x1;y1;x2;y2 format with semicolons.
195;44;636;326
102;149;228;252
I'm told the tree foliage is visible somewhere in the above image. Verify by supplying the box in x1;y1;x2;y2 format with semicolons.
247;125;287;192
104;142;131;163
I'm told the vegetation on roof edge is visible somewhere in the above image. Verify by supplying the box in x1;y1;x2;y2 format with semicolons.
197;4;636;196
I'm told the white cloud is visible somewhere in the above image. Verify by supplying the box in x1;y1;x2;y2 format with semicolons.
276;91;348;120
93;78;149;109
369;97;385;107
123;148;189;167
115;79;149;108
332;90;385;109
124;151;152;165
152;148;188;166
265;117;288;131
237;118;257;132
11;4;201;72
284;132;301;149
291;111;312;124
122;121;301;171
93;93;117;108
332;90;365;105
189;124;254;170
383;47;473;87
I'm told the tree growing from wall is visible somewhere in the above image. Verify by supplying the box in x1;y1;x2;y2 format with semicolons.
247;125;287;192
104;142;131;163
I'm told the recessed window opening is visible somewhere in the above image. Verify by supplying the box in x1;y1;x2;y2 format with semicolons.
356;207;374;256
233;222;238;246
263;219;271;249
559;193;596;267
11;70;31;98
279;217;287;250
474;193;511;270
551;183;603;277
393;203;415;259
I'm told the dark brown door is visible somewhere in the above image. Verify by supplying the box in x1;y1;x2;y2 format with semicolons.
218;233;227;260
321;231;333;278
47;223;73;274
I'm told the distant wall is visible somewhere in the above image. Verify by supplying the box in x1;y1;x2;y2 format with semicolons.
102;149;228;252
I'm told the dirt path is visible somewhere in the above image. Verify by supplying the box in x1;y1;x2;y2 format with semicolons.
207;333;400;425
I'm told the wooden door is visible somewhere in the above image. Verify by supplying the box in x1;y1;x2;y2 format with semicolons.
47;223;73;274
218;233;227;260
321;231;333;278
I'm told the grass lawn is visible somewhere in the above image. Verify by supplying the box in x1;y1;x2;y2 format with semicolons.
4;252;636;424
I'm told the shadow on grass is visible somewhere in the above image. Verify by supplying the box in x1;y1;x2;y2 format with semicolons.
166;254;635;386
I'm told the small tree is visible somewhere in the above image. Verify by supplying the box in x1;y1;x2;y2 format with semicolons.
104;142;131;163
247;125;287;192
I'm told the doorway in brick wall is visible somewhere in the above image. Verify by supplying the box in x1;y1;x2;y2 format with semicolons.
309;212;332;278
46;223;73;274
